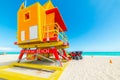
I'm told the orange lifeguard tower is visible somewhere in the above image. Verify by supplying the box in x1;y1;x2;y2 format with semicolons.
15;0;69;66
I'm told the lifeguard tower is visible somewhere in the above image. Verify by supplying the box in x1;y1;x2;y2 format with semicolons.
0;1;70;79
15;0;69;66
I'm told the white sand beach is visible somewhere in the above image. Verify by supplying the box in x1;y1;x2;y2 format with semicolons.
0;55;120;80
59;56;120;80
0;54;18;66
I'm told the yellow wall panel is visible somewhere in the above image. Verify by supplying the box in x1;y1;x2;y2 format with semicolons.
17;3;46;44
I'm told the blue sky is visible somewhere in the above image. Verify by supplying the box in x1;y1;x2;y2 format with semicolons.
0;0;120;52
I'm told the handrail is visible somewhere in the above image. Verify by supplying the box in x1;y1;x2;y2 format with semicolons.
43;23;68;43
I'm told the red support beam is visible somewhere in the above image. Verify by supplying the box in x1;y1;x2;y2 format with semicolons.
18;49;25;63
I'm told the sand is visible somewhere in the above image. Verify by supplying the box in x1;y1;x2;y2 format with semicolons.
59;56;120;80
0;54;18;66
0;55;120;80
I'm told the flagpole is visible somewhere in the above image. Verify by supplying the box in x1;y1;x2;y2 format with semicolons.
25;0;27;8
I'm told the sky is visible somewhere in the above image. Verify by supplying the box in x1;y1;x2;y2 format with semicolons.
0;0;120;52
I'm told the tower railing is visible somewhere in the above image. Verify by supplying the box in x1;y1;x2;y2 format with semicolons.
43;23;68;44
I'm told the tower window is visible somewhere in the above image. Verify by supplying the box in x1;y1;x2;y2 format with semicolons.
25;12;30;20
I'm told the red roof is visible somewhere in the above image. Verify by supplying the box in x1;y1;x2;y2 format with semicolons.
46;8;67;31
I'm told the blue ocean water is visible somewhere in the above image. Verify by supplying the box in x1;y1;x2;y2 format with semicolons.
0;52;19;54
83;52;120;56
0;52;120;56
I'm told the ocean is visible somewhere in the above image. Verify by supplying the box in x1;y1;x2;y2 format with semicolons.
83;52;120;56
0;52;19;54
0;52;120;56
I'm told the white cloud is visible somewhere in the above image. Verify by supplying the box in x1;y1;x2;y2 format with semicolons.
0;47;19;52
